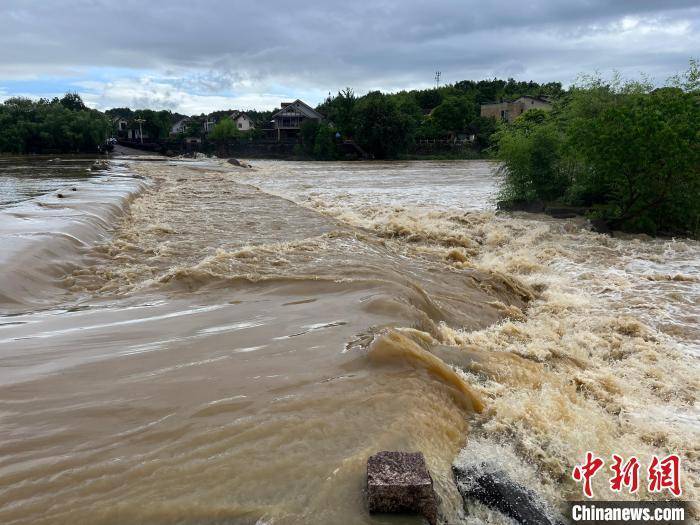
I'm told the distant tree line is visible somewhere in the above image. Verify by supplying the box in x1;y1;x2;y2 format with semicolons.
496;60;699;236
303;79;563;159
0;94;110;154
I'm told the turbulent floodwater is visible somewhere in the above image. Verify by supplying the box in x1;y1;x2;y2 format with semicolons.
0;156;697;524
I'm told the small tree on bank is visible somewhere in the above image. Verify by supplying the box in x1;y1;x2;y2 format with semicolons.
210;118;243;141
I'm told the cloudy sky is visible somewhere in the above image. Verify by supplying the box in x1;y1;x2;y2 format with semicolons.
0;1;697;113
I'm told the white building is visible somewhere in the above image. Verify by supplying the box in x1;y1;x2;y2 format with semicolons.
230;111;254;131
114;118;128;133
480;96;552;123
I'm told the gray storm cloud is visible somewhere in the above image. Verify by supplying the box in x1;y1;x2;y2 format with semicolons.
0;0;697;111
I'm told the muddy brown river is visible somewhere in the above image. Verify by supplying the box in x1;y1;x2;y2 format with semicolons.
0;156;697;524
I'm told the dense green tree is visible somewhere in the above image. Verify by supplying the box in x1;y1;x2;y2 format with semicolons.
430;96;476;134
59;93;87;111
313;123;337;160
299;119;320;155
351;91;414;159
0;94;110;153
318;88;356;137
393;92;423;124
132;109;173;139
297;121;338;159
468;116;499;151
244;110;274;129
496;117;567;202
416;118;441;140
105;107;134;120
566;86;699;233
496;61;700;236
413;89;443;112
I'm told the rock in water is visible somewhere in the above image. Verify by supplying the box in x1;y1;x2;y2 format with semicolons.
367;451;437;525
452;462;558;525
227;158;252;168
90;160;110;171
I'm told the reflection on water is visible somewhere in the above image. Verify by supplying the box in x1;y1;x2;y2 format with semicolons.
0;157;697;524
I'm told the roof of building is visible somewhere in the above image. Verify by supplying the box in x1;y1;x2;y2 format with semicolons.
229;111;251;121
481;95;553;106
271;99;323;120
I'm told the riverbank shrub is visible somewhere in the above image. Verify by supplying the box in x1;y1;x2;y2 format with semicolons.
210;118;243;140
496;62;700;236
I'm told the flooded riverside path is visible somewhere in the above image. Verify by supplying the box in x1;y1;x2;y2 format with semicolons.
0;157;698;524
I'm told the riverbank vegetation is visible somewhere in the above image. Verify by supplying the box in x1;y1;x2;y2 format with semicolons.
0;94;110;154
496;61;700;237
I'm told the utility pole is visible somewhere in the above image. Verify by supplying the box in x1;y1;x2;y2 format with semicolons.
434;71;441;89
134;118;145;144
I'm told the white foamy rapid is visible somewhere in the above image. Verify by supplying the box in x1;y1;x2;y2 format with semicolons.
228;159;700;518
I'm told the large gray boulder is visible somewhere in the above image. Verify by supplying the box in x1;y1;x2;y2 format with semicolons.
367;451;438;525
452;462;560;525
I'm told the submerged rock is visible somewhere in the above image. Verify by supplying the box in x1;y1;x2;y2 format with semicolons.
367;451;437;525
452;462;559;525
228;158;253;168
90;159;110;171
